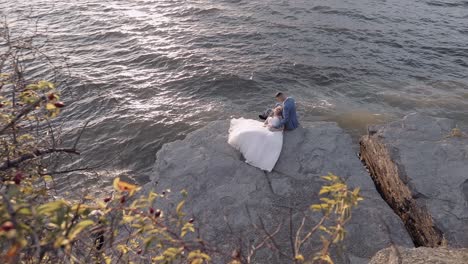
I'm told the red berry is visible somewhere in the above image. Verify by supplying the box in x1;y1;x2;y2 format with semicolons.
1;221;14;232
120;196;126;204
149;208;155;214
13;172;23;185
137;249;142;254
54;102;65;108
103;197;111;203
154;209;161;218
188;218;195;223
48;93;56;100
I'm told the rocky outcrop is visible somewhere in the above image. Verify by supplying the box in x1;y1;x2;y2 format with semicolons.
144;120;412;263
360;113;468;248
369;246;468;264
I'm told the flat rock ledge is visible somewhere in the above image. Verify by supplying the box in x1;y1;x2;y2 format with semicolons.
144;120;412;263
369;246;468;264
360;113;468;248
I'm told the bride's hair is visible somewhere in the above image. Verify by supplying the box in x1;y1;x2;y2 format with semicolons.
273;107;283;116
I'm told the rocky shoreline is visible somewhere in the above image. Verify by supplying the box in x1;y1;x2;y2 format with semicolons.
360;113;468;248
144;113;467;263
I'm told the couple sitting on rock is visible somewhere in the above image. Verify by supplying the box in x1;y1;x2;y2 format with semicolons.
228;92;299;172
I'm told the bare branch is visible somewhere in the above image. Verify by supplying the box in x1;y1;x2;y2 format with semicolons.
0;147;79;171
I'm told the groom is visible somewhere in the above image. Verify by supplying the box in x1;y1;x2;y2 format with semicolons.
259;92;299;131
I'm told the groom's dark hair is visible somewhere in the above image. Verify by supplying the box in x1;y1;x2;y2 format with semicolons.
275;92;284;98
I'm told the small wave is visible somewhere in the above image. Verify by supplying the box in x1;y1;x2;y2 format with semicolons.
124;53;186;70
166;7;221;18
311;6;332;11
426;1;468;7
421;46;468;58
315;8;377;22
89;30;130;40
273;62;363;85
374;40;404;49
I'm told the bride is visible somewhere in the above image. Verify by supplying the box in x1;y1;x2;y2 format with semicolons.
228;107;284;172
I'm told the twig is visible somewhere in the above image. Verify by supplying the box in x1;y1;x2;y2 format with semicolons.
73;120;90;150
0;147;79;171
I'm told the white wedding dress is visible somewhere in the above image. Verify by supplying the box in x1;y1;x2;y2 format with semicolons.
228;117;283;172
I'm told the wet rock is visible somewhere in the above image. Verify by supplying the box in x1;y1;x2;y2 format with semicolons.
369;246;468;264
145;120;412;263
360;113;468;247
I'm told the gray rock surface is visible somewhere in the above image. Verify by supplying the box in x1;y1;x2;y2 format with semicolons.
364;113;468;247
144;120;412;263
369;246;468;264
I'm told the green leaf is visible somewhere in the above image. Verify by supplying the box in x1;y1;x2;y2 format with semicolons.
37;200;67;215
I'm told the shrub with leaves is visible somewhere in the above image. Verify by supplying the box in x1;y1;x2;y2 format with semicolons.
0;18;211;263
308;174;363;263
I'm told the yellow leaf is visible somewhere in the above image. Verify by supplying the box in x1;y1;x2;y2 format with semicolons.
43;175;53;182
176;200;185;215
163;247;182;258
113;177;139;193
37;200;67;215
17;207;32;216
352;187;361;196
200;253;211;261
104;254;111;264
68;220;94;240
191;259;203;264
26;84;39;90
295;254;305;262
117;244;128;254
319;187;331;195
321;175;333;181
38;80;55;89
46;103;56;110
321;254;333;264
319;225;329;232
310;204;323;211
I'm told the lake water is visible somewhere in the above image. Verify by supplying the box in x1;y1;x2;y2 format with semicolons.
2;0;467;194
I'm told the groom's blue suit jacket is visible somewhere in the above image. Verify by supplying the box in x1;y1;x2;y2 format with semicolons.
275;97;299;130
